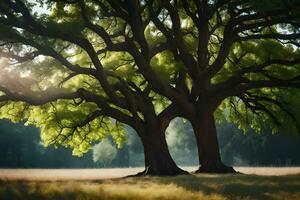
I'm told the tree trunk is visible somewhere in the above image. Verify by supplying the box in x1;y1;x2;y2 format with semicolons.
191;111;236;173
135;124;188;176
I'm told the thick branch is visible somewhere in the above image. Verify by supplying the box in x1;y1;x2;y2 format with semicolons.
236;32;300;41
0;86;81;105
0;1;126;108
212;58;300;98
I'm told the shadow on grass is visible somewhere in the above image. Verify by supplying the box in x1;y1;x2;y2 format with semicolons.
146;173;300;199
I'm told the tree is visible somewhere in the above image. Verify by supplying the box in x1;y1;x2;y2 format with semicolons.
93;139;118;166
181;0;300;173
0;120;40;168
219;123;300;166
1;0;300;175
0;0;187;176
0;119;96;168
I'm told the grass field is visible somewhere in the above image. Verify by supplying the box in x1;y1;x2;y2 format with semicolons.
0;168;300;200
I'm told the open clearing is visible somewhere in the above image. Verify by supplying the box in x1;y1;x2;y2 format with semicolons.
1;167;300;180
0;167;300;200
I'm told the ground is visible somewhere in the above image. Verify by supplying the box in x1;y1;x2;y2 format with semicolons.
0;168;300;200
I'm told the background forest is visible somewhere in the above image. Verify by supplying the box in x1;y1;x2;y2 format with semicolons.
1;119;299;168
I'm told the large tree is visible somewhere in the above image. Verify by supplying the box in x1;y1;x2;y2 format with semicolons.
0;0;187;176
180;0;300;172
1;0;300;175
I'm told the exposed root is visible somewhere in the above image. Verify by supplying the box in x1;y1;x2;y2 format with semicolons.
126;166;190;177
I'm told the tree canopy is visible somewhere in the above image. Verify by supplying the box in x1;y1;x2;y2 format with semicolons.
1;0;300;174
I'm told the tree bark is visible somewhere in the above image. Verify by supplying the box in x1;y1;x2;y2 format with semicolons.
134;124;188;176
191;110;236;173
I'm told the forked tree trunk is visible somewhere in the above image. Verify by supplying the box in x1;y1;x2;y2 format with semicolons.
191;110;236;173
135;125;188;176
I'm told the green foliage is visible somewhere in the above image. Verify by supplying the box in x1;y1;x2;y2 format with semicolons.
213;36;300;134
151;51;183;82
145;25;167;48
0;100;125;156
216;88;300;135
47;3;84;35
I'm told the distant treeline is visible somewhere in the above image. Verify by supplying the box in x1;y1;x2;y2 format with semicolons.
0;119;299;168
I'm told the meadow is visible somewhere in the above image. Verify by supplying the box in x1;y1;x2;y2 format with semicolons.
0;167;300;200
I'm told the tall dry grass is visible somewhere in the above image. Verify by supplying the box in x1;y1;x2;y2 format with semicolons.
0;173;300;200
